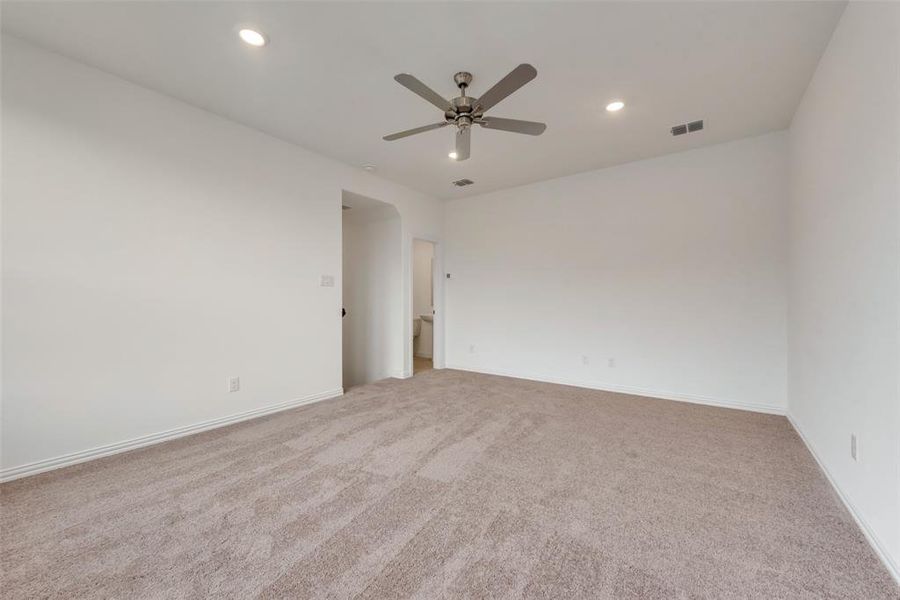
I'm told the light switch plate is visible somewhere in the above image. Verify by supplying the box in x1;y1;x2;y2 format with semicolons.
320;275;335;287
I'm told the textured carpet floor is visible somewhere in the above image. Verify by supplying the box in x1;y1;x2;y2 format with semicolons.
2;370;897;599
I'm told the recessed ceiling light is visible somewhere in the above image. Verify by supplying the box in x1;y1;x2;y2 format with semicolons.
239;29;267;47
362;164;376;172
606;100;625;112
448;152;458;160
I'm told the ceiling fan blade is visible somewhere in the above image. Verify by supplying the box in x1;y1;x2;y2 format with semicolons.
473;64;537;113
455;127;471;161
383;122;448;141
478;117;546;136
394;74;453;112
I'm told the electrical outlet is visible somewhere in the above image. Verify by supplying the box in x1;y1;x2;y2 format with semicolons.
469;344;475;354
227;376;240;393
608;358;616;368
581;355;590;366
850;434;857;461
320;275;335;287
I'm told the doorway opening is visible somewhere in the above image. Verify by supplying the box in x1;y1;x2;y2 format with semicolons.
341;191;401;389
412;239;436;375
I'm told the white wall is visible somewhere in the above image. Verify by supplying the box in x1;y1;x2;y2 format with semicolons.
1;37;442;477
342;205;402;387
412;239;434;358
444;132;788;412
787;1;900;578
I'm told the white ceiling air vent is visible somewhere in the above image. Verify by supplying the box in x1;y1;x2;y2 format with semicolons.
452;178;475;187
671;119;704;136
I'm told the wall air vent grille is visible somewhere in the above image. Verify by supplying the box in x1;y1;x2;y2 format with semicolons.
671;120;704;137
452;179;475;187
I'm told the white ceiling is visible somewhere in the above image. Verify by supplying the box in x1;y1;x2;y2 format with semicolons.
2;1;845;200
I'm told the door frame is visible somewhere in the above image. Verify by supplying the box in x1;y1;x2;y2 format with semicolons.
406;234;444;376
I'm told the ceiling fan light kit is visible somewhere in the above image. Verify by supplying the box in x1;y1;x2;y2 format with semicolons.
383;64;546;161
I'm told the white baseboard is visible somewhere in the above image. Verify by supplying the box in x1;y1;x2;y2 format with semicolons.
0;388;344;483
786;414;900;585
445;364;786;415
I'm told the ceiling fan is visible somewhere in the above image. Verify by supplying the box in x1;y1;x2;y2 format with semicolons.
383;64;546;161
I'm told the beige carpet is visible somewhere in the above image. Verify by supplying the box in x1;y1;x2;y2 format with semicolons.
2;370;897;599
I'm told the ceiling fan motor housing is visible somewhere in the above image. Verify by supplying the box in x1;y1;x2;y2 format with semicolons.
447;105;475;128
447;72;477;128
